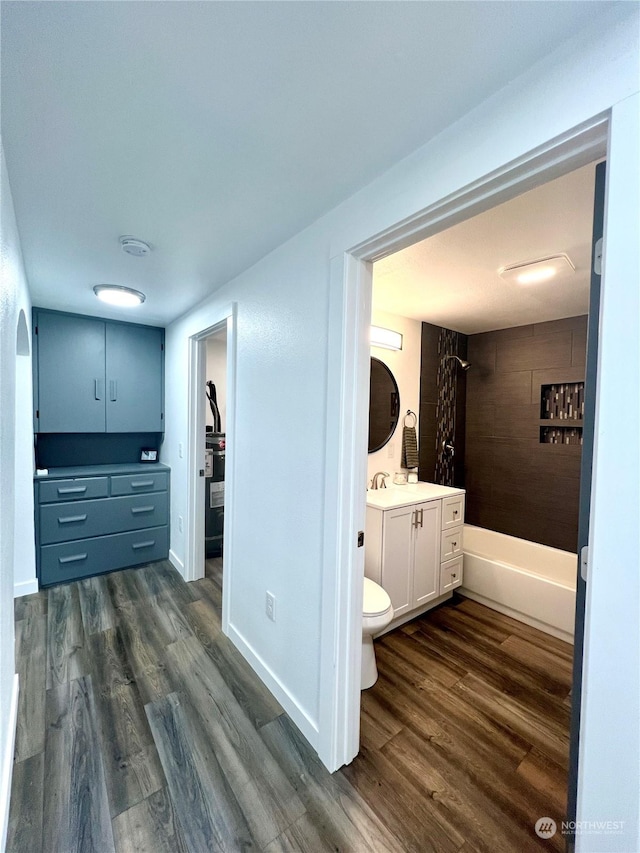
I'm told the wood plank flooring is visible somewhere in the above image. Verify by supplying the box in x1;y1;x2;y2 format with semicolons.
8;561;572;852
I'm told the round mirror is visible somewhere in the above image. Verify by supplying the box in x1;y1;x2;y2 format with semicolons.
369;357;400;453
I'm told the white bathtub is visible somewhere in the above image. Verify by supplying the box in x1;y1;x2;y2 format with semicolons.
460;525;577;644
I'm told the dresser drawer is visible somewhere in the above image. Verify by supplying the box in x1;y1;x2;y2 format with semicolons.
40;492;169;545
110;471;168;496
39;526;169;586
440;525;463;562
442;495;465;529
440;556;463;594
39;477;109;504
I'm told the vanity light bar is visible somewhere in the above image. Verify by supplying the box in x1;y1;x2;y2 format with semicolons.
370;325;403;351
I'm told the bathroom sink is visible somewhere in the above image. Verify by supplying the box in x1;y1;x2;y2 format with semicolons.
366;482;464;509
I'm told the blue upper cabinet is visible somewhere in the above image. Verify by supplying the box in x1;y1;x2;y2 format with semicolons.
105;323;164;432
36;312;107;432
34;309;164;434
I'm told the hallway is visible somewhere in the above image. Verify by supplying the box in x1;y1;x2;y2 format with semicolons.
8;562;569;851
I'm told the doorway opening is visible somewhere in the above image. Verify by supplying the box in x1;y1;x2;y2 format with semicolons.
325;117;609;824
185;304;236;635
355;155;603;845
203;326;227;595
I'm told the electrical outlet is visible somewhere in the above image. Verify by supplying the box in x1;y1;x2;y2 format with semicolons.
387;441;395;459
266;591;276;622
178;515;183;533
179;442;184;459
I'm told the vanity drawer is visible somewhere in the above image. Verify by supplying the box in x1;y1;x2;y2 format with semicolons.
442;495;465;529
39;477;109;504
440;526;463;562
440;556;463;594
40;492;169;544
39;526;169;586
111;471;168;496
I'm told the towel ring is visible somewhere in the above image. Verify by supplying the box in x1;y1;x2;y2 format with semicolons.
403;410;417;428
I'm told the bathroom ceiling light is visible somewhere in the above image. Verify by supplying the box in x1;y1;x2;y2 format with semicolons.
119;236;152;257
498;254;575;285
370;325;403;351
93;284;146;307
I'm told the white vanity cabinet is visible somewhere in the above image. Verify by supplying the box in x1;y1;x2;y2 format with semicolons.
365;483;465;633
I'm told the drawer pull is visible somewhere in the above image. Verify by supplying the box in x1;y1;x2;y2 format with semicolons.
131;505;154;515
58;485;87;495
58;552;88;565
452;541;457;548
130;480;154;489
132;540;155;550
58;514;88;525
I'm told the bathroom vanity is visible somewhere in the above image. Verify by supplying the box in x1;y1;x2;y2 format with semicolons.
365;482;465;634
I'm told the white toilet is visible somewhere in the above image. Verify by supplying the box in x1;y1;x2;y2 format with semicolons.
362;577;394;690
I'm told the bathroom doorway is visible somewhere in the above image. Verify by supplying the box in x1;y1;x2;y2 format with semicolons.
331;121;609;835
361;156;605;843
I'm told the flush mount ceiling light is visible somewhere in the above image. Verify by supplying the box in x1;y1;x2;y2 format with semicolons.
370;325;403;351
119;236;152;257
93;285;146;307
498;253;575;285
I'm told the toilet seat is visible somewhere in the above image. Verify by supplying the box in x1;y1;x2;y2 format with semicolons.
363;577;391;617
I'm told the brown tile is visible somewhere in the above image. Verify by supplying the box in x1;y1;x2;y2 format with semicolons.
496;332;572;373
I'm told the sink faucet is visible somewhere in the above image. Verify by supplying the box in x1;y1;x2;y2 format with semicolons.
371;471;390;490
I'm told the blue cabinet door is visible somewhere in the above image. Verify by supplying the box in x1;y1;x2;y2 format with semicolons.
105;323;164;432
36;312;106;432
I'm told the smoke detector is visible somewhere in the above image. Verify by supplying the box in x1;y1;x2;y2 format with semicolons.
119;236;151;257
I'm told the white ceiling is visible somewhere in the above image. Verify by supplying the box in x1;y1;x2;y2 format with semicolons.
1;2;620;326
373;161;598;334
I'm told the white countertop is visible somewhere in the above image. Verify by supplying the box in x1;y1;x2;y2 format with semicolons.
366;481;465;510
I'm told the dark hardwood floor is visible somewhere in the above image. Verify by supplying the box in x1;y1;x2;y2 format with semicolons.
8;561;572;852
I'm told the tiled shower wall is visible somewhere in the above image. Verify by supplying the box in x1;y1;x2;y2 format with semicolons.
464;315;587;552
418;322;467;487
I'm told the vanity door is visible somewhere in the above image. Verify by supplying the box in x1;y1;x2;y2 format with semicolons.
412;500;441;607
381;505;415;618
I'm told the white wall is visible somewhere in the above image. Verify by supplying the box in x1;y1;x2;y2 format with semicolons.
164;8;639;845
0;143;33;849
367;308;421;485
205;334;227;432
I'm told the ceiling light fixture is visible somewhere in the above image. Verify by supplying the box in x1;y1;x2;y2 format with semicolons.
370;325;403;351
498;253;575;285
119;236;152;257
93;285;146;307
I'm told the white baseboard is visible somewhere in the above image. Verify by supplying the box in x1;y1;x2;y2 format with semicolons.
13;578;38;599
0;674;19;853
227;622;319;749
168;549;185;577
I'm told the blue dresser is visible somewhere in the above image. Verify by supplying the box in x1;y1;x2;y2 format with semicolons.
34;463;170;587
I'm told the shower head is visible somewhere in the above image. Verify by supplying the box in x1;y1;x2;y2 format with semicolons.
443;355;471;371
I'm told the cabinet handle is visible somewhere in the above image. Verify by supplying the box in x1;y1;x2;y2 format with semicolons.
412;510;418;529
130;480;154;489
58;514;88;524
419;508;424;528
58;485;87;495
109;380;118;401
94;379;104;401
452;573;457;579
131;505;154;514
452;540;457;548
58;552;88;564
132;540;155;550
